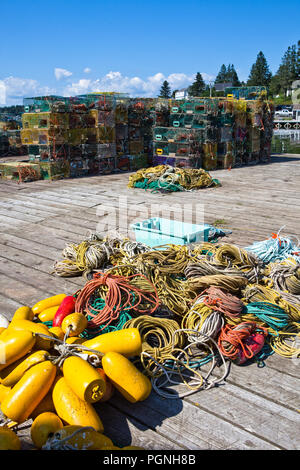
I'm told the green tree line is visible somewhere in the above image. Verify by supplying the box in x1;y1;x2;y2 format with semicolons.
158;41;300;101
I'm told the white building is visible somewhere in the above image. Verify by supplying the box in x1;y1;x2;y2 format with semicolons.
174;89;190;100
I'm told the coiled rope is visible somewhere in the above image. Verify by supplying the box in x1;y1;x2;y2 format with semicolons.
200;286;244;318
123;314;229;399
75;272;160;331
218;322;268;362
245;228;300;264
128;165;220;193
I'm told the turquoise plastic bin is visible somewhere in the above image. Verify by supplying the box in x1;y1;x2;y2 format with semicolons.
131;218;210;247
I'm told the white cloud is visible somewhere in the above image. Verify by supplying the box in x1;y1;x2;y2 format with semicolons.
83;67;91;74
0;76;54;105
63;71;215;98
0;70;216;106
54;68;73;81
0;81;6;105
63;79;91;96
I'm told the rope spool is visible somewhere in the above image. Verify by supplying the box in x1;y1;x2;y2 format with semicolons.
128;165;220;193
218;322;268;364
75;272;160;331
243;284;300;322
268;322;300;358
123;315;186;377
187;273;248;295
243;302;290;332
200;286;244;318
268;263;300;295
181;299;224;345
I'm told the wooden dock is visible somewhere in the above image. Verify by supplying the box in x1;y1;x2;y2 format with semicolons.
0;153;299;450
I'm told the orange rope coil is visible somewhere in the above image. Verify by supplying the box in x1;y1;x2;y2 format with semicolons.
75;271;160;331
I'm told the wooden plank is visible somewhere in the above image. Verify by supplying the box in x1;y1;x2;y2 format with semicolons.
223;361;300;412
1;229;82;252
4;224;85;246
0;200;63;218
0;258;80;298
0;243;83;288
24;191;98;208
0;194;73;214
39;217;99;237
183;381;299;449
260;354;300;378
0;293;23;320
0;232;63;261
0;274;52;319
0;207;44;223
95;402;184;450
109;392;280;450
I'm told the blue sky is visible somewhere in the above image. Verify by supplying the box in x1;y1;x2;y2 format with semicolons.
0;0;299;104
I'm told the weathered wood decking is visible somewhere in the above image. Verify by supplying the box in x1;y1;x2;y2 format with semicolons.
0;154;299;450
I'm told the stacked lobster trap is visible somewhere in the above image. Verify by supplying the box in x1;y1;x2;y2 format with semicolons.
18;91;274;180
151;94;274;171
20;94;155;179
0;117;27;158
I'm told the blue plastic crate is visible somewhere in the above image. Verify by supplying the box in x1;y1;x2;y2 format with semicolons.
131;217;210;247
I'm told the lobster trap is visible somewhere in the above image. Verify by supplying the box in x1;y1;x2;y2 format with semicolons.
0;161;41;182
23;96;70;113
22;112;69;130
115;155;130;172
21;128;67;145
39;160;70;180
95;156;116;175
128;153;148;171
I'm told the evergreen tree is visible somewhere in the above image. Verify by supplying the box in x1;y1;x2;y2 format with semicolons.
247;51;272;87
270;42;300;96
188;72;206;97
226;64;241;87
214;64;241;86
215;64;227;84
297;40;300;77
158;80;172;98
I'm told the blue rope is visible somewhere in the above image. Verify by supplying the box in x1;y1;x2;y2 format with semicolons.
243;302;290;331
245;236;300;264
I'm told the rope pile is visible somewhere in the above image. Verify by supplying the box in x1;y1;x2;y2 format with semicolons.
52;233;151;278
245;228;300;264
128;165;221;193
49;230;299;398
74;271;160;332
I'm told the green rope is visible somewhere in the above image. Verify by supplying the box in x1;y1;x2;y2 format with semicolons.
133;178;183;193
79;294;136;339
80;311;133;339
243;302;290;332
34;318;53;328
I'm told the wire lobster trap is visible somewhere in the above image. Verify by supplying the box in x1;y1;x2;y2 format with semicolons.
23;96;70;113
97;126;116;143
21;128;67;145
38;159;70;180
182;99;207;114
68;111;97;129
95;155;116;175
115;155;130;172
0;161;41;182
97;110;115;127
129;139;144;155
169;99;185;114
128;153;148;171
154;141;202;158
22;112;69;130
202;143;218;171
